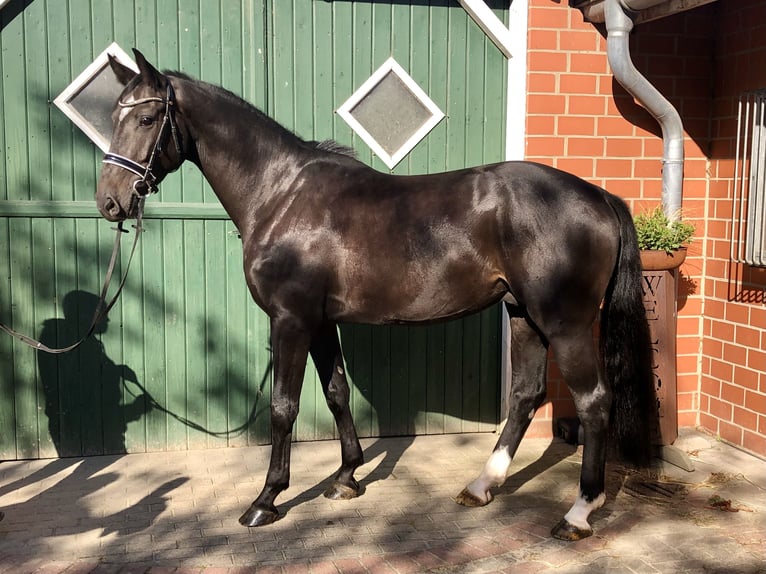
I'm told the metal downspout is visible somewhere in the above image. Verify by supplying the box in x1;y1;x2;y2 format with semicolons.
605;0;685;220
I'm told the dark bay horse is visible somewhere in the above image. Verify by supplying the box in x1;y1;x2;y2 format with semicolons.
96;50;654;541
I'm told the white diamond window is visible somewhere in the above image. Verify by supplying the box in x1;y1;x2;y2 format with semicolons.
338;58;444;169
54;43;138;152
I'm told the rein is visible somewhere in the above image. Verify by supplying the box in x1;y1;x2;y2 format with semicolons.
0;202;145;353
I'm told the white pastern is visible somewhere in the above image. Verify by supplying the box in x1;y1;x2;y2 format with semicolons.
563;491;606;530
465;448;511;503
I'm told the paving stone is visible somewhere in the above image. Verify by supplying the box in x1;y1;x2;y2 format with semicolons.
0;432;764;573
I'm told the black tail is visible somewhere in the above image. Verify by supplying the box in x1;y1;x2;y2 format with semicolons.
601;193;654;467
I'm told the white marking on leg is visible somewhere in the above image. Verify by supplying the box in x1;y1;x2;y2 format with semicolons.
563;490;606;531
465;448;511;503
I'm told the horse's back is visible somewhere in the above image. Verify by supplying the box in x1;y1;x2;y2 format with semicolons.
245;158;620;328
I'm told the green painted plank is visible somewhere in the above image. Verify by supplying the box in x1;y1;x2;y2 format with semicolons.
464;17;487;168
53;219;84;456
370;326;391;436
121;217;148;454
331;0;353;147
293;0;313;139
479;306;500;432
31;218;57;457
427;6;449;175
198;221;223;449
443;320;463;434
179;1;205;206
163;219;188;449
349;324;373;438
244;0;268;111
446;8;468;171
0;14;6;203
74;219;104;455
0;218;17;459
351;1;373;166
47;0;75;204
312;0;334;142
134;0;157;57
9;219;39;458
24;0;51;203
425;324;446;434
183;220;206;450
90;0;114;53
390;327;410;436
461;314;482;433
406;327;427;435
270;0;294;128
113;0;136;50
143;221;168;451
2;7;30;202
404;2;430;176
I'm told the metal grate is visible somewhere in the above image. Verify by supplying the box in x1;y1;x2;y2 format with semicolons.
732;89;766;267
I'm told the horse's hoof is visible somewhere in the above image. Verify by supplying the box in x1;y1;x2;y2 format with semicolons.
454;488;491;507
239;505;279;527
324;479;360;500
551;518;593;541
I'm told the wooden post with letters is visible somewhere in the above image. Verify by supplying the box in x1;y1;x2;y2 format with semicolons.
641;269;678;446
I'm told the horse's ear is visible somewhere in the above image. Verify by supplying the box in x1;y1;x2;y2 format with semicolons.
109;54;137;86
132;48;166;90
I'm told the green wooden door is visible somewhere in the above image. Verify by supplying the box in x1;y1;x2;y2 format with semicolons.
0;0;506;460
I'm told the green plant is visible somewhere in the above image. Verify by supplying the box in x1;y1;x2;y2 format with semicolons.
633;207;695;253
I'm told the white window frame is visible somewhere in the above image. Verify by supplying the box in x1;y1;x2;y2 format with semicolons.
53;42;138;152
337;57;444;169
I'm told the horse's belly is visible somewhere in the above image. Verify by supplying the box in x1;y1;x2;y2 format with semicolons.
329;265;507;325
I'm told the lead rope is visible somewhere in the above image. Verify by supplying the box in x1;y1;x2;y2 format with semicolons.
0;199;146;354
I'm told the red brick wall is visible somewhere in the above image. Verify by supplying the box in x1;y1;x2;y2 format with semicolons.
523;0;765;458
703;0;766;456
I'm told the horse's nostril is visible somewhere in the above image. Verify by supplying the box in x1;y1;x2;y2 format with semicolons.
104;196;120;217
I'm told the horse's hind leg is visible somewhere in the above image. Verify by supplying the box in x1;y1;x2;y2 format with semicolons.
549;333;611;541
240;317;311;527
310;322;364;500
456;312;548;506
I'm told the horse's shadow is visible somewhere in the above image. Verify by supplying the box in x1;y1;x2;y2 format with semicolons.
0;290;187;532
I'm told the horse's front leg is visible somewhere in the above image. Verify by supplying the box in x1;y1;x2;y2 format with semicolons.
239;317;311;527
310;321;364;500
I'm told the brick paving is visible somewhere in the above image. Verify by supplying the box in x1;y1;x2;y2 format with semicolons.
0;430;764;573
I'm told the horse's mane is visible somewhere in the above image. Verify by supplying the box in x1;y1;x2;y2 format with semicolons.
311;140;357;158
165;71;357;159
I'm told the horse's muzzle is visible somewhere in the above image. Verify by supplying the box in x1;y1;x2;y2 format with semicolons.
98;194;128;222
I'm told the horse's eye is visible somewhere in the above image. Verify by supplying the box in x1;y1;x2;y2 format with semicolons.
139;116;154;127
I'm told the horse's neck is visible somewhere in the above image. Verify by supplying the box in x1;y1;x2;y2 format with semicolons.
179;80;306;233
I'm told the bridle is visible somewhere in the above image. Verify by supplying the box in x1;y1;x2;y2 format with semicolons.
102;82;184;201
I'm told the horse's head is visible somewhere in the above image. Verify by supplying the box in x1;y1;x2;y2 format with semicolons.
96;49;186;221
